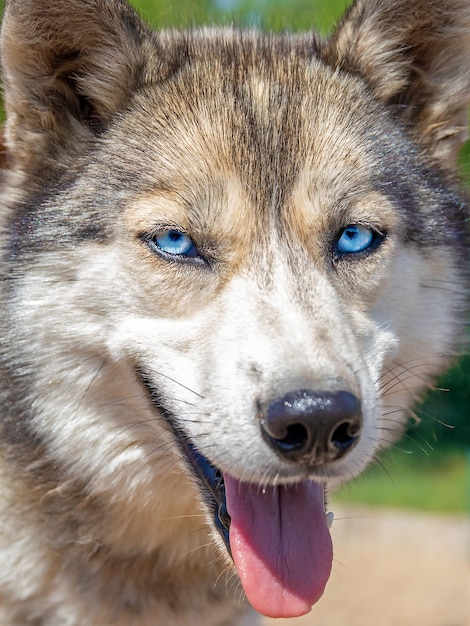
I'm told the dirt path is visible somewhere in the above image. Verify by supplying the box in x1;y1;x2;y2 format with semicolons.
263;506;469;626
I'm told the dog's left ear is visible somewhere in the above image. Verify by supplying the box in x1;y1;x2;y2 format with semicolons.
327;0;470;171
0;0;149;173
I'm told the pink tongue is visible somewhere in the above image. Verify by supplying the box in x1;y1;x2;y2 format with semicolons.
224;475;333;619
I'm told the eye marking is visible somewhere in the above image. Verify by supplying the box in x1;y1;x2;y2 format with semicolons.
336;224;383;257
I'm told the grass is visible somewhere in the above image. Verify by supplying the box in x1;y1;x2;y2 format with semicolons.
333;449;468;514
129;0;348;32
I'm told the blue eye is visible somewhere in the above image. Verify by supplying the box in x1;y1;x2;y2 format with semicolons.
151;229;199;258
337;224;376;256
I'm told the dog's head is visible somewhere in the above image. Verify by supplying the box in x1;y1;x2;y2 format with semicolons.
1;0;469;618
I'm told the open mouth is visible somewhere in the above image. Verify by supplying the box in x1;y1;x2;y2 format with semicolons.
137;370;231;545
139;370;334;619
186;444;335;619
179;435;232;553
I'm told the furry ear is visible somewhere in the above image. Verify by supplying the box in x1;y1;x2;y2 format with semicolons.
326;0;470;170
0;0;148;172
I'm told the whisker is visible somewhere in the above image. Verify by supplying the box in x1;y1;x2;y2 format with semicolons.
153;371;204;399
72;359;107;420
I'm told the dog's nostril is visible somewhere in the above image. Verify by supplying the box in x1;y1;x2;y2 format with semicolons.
261;388;362;466
274;422;310;452
330;420;360;452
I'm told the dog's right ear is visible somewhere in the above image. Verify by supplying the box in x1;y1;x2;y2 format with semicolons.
0;0;149;172
326;0;470;171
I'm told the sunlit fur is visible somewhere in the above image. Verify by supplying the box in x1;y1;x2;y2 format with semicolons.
0;0;469;624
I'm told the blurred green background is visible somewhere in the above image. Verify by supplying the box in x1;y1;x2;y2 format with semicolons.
0;0;468;512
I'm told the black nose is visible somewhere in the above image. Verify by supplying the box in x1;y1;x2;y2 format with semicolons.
261;389;362;465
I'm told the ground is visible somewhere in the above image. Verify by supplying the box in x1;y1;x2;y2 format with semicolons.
263;506;469;626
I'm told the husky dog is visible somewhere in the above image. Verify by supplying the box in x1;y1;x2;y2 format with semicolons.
0;0;468;624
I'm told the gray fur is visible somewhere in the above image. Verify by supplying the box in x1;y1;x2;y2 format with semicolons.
0;0;469;624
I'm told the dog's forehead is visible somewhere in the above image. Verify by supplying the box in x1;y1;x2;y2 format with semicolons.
119;36;390;235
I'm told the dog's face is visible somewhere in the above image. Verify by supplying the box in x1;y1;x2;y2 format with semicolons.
1;0;469;620
98;37;464;486
112;54;401;480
